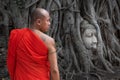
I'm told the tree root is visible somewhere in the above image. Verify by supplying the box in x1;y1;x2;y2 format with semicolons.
90;73;102;80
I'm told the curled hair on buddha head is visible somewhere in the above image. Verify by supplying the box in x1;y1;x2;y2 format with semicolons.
80;20;95;33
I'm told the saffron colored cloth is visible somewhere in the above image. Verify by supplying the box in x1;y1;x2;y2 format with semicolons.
7;28;50;80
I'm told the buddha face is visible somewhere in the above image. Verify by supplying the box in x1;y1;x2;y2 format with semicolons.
82;28;97;50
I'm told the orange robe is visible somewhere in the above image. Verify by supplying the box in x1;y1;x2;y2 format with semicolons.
7;28;50;80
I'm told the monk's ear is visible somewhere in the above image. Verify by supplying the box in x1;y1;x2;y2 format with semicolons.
36;19;41;25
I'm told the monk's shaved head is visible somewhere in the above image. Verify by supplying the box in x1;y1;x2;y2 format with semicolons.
30;8;49;24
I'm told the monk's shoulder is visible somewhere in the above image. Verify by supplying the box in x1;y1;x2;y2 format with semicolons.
45;35;55;44
40;33;54;46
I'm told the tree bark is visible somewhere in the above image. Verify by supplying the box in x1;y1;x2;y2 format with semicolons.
0;0;120;80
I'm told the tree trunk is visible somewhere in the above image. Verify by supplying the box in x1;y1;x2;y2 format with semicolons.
0;0;120;80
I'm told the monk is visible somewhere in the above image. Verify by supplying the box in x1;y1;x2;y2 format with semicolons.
7;8;60;80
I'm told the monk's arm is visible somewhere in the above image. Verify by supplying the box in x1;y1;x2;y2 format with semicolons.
48;39;60;80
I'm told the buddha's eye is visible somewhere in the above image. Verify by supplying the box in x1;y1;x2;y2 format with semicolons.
86;33;92;37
